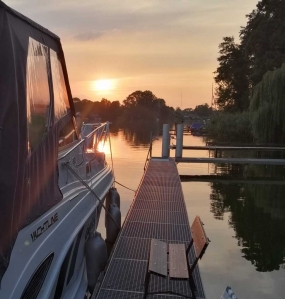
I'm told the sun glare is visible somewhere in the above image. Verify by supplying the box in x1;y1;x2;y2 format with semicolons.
94;79;113;91
97;140;110;155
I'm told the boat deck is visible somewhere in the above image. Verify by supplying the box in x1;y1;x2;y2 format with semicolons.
95;158;206;299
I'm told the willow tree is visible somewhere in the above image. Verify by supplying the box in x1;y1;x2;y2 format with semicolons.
250;63;285;143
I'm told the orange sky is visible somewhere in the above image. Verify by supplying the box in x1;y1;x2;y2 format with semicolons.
7;0;258;109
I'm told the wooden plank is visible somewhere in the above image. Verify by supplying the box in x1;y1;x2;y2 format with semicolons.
169;243;189;279
148;239;167;276
191;216;209;259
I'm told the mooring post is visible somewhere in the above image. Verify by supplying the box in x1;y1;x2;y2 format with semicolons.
175;124;184;158
162;124;170;158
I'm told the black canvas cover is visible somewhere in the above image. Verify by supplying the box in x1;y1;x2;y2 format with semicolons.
0;1;76;281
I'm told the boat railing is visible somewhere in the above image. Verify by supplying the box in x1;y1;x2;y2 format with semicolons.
58;122;110;165
144;131;153;171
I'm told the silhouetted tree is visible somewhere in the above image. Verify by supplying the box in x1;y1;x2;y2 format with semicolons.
215;1;285;113
122;90;174;123
214;37;250;112
73;91;175;125
193;103;212;117
240;0;285;85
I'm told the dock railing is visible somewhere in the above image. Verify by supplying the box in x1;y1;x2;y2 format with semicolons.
161;123;285;165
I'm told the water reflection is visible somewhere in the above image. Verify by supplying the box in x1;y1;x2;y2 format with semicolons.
210;161;285;272
112;121;161;146
210;183;285;272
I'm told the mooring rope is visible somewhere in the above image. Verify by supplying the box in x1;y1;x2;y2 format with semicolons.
115;180;136;192
64;162;120;229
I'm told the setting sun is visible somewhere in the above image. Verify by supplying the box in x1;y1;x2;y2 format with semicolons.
93;79;113;91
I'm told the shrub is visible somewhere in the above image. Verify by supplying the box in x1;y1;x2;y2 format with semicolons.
207;111;253;143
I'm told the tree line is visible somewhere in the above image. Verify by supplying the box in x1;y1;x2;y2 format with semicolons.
73;90;175;125
73;90;212;127
213;0;285;143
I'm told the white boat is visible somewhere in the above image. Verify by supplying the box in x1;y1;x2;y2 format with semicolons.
0;2;117;298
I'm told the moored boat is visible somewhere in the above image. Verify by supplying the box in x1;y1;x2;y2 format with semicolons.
0;2;116;298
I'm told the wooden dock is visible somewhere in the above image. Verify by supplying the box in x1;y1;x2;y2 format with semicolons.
95;158;206;299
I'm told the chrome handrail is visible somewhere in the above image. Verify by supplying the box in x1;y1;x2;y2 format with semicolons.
144;131;153;171
58;122;110;161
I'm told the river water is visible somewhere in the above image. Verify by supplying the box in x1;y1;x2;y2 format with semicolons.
97;126;285;299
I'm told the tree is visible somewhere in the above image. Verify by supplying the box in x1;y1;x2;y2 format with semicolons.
250;63;285;143
109;101;121;120
100;98;111;108
240;0;285;85
214;37;250;112
122;90;174;122
193;103;212;117
123;90;156;108
174;107;183;121
72;91;175;125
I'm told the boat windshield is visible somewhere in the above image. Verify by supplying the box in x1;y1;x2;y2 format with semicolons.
26;38;51;152
26;38;76;153
50;49;70;121
50;49;77;149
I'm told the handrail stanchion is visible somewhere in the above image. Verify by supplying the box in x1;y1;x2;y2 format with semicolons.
144;131;153;171
175;124;183;158
149;131;153;158
162;124;170;158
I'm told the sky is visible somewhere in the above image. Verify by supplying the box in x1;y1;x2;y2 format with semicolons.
5;0;258;109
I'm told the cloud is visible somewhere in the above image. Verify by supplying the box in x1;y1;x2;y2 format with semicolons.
74;31;104;41
5;0;256;40
73;28;121;41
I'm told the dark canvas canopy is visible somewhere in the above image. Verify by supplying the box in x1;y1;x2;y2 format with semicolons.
0;1;76;281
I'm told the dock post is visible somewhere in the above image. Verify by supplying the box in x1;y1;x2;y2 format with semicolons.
175;124;184;158
162;124;170;158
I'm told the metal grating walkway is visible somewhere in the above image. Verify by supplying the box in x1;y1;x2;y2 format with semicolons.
96;158;206;299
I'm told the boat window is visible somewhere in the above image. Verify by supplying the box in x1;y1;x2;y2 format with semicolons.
26;38;51;153
50;50;77;149
50;49;70;122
